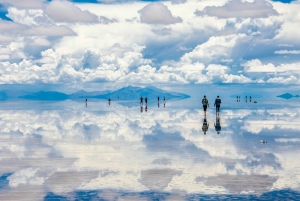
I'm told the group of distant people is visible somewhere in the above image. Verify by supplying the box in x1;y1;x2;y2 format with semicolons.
140;96;166;112
201;95;222;135
237;96;252;102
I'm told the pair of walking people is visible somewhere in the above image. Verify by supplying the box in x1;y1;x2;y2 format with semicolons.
202;95;221;115
202;95;221;135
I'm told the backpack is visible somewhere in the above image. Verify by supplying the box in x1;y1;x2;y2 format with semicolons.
202;98;208;106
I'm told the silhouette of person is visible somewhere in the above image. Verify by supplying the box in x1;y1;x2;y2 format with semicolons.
145;97;148;106
239;96;240;102
202;95;209;117
158;96;160;103
145;105;148;112
140;96;143;105
214;114;221;134
202;117;209;135
164;96;166;102
250;96;252;102
85;96;87;107
108;98;111;105
237;96;238;102
214;95;221;113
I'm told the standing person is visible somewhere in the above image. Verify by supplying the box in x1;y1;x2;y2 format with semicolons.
202;95;209;117
145;97;148;106
140;96;143;105
158;96;160;103
202;117;209;135
108;98;111;105
214;96;221;113
85;96;87;107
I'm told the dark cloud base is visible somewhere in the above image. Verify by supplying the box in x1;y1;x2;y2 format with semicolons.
42;189;300;200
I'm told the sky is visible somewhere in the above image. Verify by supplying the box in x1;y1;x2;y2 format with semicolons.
0;0;300;90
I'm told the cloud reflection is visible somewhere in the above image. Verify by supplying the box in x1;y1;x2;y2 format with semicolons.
0;101;299;198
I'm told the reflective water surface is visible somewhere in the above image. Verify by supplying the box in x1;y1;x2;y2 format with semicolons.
0;86;300;200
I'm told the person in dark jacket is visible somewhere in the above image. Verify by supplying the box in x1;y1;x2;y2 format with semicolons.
214;96;221;113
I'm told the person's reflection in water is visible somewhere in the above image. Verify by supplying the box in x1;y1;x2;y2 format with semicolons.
108;98;111;105
140;105;143;113
202;117;209;135
145;105;148;112
214;114;221;134
158;102;160;108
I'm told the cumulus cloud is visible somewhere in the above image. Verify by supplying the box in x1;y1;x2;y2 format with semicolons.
242;59;300;73
45;0;99;23
180;34;249;64
138;3;183;24
30;37;51;46
195;0;278;18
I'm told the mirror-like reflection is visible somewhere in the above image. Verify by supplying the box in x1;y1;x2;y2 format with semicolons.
0;96;300;200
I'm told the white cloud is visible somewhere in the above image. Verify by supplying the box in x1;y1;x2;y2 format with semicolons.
45;1;98;23
274;50;300;54
45;0;99;23
138;3;183;24
30;37;51;46
242;59;300;73
195;0;278;18
275;138;300;143
181;34;248;64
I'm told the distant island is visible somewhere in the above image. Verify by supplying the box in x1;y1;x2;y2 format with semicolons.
0;86;190;101
277;93;300;99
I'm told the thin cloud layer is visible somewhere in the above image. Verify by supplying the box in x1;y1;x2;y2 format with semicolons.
138;3;183;24
195;0;279;18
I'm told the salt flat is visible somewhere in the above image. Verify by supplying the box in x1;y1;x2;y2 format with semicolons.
0;85;300;200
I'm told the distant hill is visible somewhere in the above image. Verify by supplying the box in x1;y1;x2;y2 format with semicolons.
91;86;190;100
0;86;190;101
68;90;111;99
277;93;299;99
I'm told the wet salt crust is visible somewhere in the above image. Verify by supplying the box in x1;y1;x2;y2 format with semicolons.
0;85;300;200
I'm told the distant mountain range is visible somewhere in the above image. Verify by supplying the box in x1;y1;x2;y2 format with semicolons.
277;93;300;99
0;86;190;101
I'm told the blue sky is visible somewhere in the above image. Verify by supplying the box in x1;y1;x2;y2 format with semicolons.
0;0;300;89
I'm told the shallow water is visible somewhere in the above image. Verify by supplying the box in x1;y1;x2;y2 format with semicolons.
0;86;300;200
